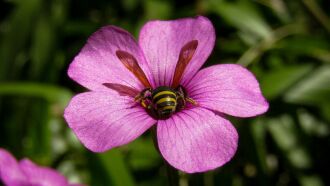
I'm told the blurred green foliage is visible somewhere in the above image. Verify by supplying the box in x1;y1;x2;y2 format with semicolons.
0;0;329;185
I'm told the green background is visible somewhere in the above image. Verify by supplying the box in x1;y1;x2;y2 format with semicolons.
0;0;329;185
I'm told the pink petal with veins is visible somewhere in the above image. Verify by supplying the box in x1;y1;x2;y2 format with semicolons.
64;91;156;152
157;107;238;173
68;26;154;91
186;64;269;117
139;16;215;87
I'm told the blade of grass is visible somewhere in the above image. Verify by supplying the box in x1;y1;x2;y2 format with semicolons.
97;150;135;186
237;24;304;66
302;0;330;33
0;82;72;109
0;0;41;80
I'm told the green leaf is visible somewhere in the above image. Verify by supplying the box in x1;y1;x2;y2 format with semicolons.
274;36;330;63
0;0;41;80
260;64;313;99
298;174;324;186
30;16;55;78
144;0;172;19
209;0;271;40
284;65;330;105
267;115;312;169
0;83;72;110
126;137;160;170
97;150;135;186
250;119;268;174
284;65;330;121
297;109;329;137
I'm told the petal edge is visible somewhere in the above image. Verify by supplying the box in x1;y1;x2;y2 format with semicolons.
68;25;154;91
64;91;156;152
139;16;215;87
187;64;269;117
157;108;238;173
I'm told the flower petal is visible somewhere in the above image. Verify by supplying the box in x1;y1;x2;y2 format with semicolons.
64;91;156;152
0;149;28;186
157;107;238;173
19;159;69;186
139;16;215;87
186;64;269;117
68;26;154;91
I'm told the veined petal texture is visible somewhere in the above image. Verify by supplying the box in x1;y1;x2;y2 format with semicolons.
186;64;269;117
157;107;238;173
64;91;156;152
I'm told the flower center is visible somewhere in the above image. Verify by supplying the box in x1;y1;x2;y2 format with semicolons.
135;85;196;119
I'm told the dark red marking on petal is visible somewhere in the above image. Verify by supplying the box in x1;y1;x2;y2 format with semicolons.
103;83;139;97
116;50;152;88
172;40;198;88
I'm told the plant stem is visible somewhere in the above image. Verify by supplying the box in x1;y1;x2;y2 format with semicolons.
237;24;303;67
150;125;179;186
302;0;330;33
165;161;179;186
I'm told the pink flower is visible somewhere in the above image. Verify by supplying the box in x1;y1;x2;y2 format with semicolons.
0;148;84;186
64;16;268;173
